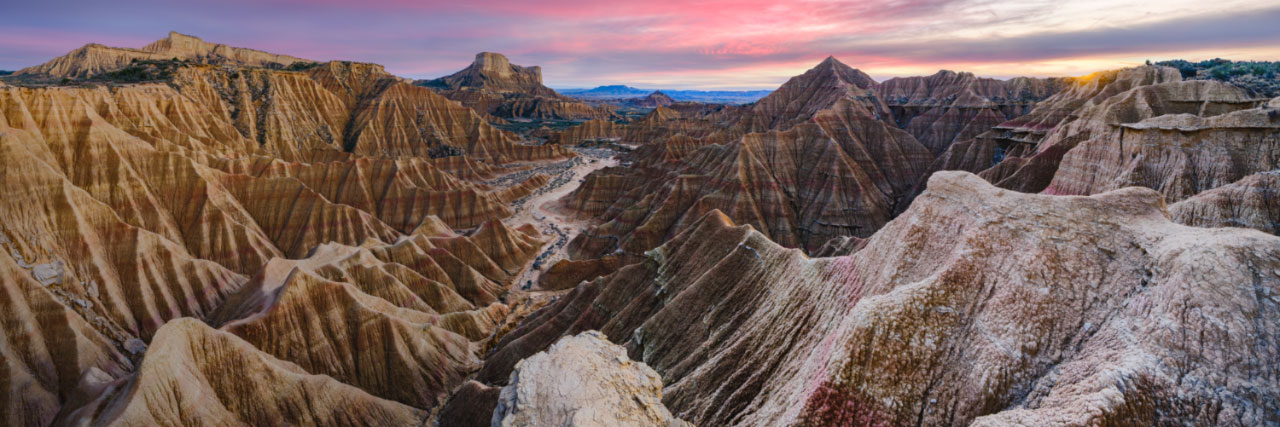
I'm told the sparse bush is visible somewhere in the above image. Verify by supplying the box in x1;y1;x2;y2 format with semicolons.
90;58;184;84
284;61;320;71
428;144;465;159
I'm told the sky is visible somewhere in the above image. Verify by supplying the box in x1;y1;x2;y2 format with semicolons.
2;0;1279;89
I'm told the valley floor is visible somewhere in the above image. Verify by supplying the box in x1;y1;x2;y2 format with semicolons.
493;146;619;290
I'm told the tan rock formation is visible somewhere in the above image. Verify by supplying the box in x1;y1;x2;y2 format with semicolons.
0;34;565;424
57;318;426;426
492;331;691;427
920;67;1278;236
549;105;725;147
427;52;555;96
14;31;311;79
422;52;616;121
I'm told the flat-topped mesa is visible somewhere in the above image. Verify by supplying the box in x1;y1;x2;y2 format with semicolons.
14;31;312;79
424;52;553;96
473;51;537;81
420;52;614;120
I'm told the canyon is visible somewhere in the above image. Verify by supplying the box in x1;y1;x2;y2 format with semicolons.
0;31;1277;427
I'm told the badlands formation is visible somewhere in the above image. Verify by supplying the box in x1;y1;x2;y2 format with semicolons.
0;32;1277;427
420;52;617;121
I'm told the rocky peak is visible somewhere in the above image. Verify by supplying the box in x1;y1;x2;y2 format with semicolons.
629;90;676;108
797;55;877;90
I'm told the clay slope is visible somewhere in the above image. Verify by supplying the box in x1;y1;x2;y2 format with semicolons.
15;31;310;79
1042;91;1277;201
877;70;1066;154
1170;170;1280;235
57;318;426;426
0;247;132;426
0;36;565;423
42;217;545;425
422;52;616;121
168;60;569;163
730;56;885;132
484;171;1280;426
559;57;930;259
0;82;541;273
10;33;570;164
566;123;894;257
208;220;544;407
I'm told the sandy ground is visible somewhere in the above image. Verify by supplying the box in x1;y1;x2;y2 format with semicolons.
496;147;619;291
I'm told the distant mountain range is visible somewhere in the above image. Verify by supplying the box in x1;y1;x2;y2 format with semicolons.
559;85;771;104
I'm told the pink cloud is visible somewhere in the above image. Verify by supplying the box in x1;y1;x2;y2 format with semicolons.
1;0;1276;88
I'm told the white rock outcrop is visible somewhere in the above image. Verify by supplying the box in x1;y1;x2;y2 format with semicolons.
493;331;691;427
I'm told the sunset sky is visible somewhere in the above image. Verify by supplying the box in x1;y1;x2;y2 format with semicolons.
3;0;1279;89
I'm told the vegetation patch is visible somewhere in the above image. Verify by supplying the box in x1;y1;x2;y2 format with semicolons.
282;61;321;71
428;144;465;158
1155;58;1280;97
90;58;187;83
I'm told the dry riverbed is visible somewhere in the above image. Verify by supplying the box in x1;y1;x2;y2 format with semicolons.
492;146;619;291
